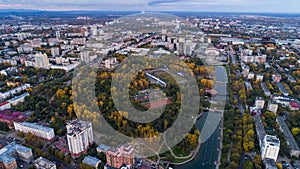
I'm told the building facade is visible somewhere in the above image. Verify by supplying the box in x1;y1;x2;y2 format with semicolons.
106;144;135;169
66;120;94;158
255;97;265;109
0;142;33;169
261;135;280;161
34;157;57;169
14;122;55;141
35;53;50;69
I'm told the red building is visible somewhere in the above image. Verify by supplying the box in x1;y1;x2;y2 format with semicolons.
0;110;27;128
106;144;135;169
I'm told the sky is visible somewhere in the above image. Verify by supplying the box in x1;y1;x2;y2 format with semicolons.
0;0;299;13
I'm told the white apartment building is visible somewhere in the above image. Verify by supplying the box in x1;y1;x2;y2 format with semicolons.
66;120;94;157
35;53;50;69
267;102;279;114
261;135;280;161
255;97;265;109
14;122;55;141
0;102;11;111
104;58;118;69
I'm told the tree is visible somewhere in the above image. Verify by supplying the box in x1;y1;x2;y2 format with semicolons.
244;160;253;169
51;116;56;124
276;163;283;169
292;128;300;136
64;155;71;164
80;162;94;169
57;151;65;160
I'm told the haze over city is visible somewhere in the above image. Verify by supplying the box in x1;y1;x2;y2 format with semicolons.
0;0;300;13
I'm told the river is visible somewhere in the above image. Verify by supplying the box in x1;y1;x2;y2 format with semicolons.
175;66;227;169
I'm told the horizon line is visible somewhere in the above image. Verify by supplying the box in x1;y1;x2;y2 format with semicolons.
0;9;300;15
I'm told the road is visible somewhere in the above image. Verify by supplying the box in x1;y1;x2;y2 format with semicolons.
229;45;236;64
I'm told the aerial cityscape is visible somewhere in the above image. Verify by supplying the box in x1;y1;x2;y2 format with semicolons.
0;1;300;169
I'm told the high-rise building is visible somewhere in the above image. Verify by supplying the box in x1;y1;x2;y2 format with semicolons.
184;40;194;56
90;26;98;36
35;53;50;69
55;31;61;39
81;27;88;37
14;122;55;141
261;135;280;161
51;47;60;57
106;144;135;169
66;120;94;158
177;38;185;56
80;51;90;62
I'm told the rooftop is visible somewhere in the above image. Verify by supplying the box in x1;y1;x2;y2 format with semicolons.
254;115;266;145
16;122;54;132
66;119;92;136
97;144;111;153
277;116;300;151
34;157;56;169
82;155;101;167
0;102;10;107
265;135;280;144
0;142;32;164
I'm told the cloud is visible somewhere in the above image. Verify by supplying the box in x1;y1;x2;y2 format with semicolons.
148;0;182;6
148;0;220;6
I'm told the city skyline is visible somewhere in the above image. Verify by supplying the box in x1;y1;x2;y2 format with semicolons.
0;0;300;13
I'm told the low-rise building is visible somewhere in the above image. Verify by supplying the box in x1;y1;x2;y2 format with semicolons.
8;92;29;106
0;84;31;101
255;97;265;109
106;144;135;169
0;110;26;128
277;82;289;96
82;156;101;168
277;116;300;158
14;122;55;141
0;142;33;169
0;102;11;111
256;74;264;81
97;144;112;153
271;94;292;107
272;73;282;83
289;101;300;111
267;102;278;114
247;72;255;79
104;58;118;69
261;82;271;97
33;157;57;169
286;74;296;83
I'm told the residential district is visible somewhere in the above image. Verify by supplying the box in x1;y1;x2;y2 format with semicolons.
0;11;299;169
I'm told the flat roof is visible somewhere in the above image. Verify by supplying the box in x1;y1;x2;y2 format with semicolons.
277;116;300;151
17;122;53;132
0;142;32;164
82;155;101;167
34;157;56;168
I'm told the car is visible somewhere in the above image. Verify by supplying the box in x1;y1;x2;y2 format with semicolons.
291;161;299;169
281;161;289;169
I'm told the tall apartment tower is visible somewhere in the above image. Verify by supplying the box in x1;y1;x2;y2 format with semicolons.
55;31;61;39
35;53;50;69
66;120;94;158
